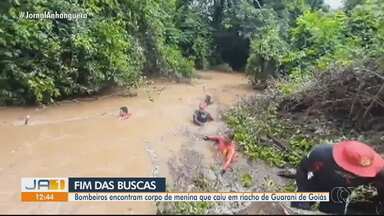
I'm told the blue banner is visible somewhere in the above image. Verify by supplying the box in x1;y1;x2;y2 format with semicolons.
68;177;166;192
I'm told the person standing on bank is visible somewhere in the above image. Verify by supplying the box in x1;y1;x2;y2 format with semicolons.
292;140;384;214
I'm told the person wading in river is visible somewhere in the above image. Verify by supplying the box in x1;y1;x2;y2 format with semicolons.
203;131;236;175
193;102;214;126
292;140;384;214
200;95;213;108
119;106;132;120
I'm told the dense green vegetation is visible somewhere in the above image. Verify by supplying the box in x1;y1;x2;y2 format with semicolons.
0;0;197;105
247;0;384;85
227;0;384;167
0;0;327;105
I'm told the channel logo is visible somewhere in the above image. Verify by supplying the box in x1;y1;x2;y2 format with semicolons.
21;178;68;202
330;187;351;204
24;179;65;191
22;178;67;192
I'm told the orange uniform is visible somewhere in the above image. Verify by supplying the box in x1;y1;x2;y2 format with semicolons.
207;136;236;171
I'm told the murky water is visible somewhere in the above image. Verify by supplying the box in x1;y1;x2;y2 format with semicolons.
0;71;255;214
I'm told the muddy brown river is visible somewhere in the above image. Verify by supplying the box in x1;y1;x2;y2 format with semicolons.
0;71;256;214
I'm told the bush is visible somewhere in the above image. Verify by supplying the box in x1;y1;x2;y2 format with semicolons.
227;58;384;168
175;3;213;69
161;45;195;78
225;97;291;167
73;18;144;91
0;0;195;105
246;25;289;84
226;93;347;167
286;11;348;76
241;173;253;188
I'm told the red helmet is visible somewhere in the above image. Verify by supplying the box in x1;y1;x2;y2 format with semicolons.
333;140;384;177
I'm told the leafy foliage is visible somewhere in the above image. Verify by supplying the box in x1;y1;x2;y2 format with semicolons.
0;0;338;104
244;0;326;83
246;25;289;83
289;11;349;71
0;0;195;105
226;98;293;167
240;173;253;188
225;92;362;167
174;1;214;69
227;0;384;171
244;0;383;90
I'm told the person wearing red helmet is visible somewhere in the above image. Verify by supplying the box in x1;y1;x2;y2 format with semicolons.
292;141;384;214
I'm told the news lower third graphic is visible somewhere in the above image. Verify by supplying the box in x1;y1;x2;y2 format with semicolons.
21;177;329;202
21;177;166;202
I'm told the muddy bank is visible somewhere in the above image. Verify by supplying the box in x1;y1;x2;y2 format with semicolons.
157;94;291;214
159;146;290;214
0;71;255;214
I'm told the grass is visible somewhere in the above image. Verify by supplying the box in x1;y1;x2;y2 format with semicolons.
241;173;254;188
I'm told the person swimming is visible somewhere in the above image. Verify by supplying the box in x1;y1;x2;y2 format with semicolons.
24;115;30;125
198;94;213;111
205;94;213;105
119;106;132;120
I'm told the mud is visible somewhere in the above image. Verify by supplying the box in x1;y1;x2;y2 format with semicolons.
0;71;256;214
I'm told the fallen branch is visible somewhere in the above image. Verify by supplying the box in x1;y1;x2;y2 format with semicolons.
363;83;384;119
266;134;290;152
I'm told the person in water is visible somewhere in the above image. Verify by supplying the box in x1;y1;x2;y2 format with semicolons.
119;106;132;120
292;140;384;214
193;103;214;126
199;95;213;111
193;95;214;126
24;115;30;125
203;130;236;175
